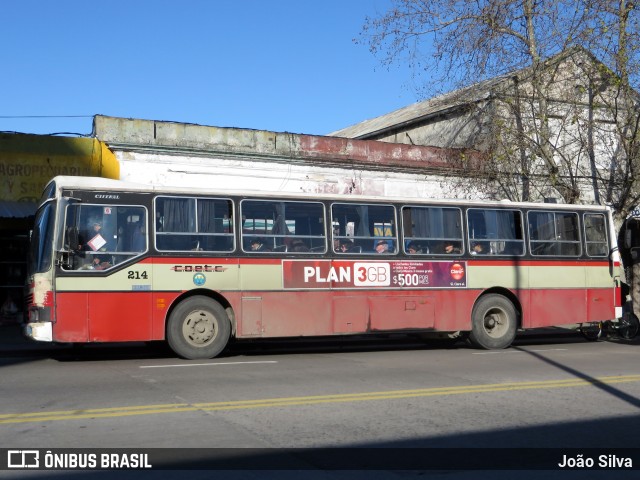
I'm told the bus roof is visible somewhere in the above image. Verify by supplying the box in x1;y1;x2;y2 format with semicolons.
46;175;612;212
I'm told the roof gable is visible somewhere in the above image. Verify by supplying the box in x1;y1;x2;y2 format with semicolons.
329;47;609;139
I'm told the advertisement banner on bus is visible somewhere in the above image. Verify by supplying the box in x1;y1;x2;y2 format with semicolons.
282;260;466;289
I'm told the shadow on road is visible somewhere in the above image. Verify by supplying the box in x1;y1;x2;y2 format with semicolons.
1;323;638;364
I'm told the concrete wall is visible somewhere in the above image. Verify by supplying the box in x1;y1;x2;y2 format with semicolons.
93;115;483;200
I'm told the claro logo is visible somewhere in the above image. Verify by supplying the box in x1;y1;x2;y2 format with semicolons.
450;263;465;281
171;265;228;273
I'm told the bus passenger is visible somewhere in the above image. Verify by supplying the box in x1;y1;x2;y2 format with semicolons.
290;239;309;252
375;240;390;254
131;223;145;252
79;219;104;251
444;242;461;254
250;237;270;252
470;241;487;255
77;219;110;269
333;228;341;251
338;239;354;253
407;242;422;254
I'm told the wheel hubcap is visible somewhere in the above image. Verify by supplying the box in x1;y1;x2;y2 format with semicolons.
483;308;507;338
183;310;217;347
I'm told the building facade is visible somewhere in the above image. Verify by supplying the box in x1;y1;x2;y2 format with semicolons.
330;48;637;211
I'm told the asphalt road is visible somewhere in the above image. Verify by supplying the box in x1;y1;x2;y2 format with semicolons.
0;325;639;479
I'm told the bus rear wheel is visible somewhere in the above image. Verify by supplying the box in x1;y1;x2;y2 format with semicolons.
167;296;231;359
469;294;517;349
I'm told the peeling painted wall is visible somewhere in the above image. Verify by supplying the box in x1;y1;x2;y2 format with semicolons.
94;115;480;201
114;150;453;199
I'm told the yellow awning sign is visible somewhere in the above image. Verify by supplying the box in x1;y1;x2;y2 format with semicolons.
0;134;119;203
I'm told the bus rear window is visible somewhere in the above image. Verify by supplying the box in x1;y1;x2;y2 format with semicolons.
584;213;608;257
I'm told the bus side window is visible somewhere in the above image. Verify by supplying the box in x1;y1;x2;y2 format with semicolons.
468;208;524;256
240;199;325;254
155;196;234;253
584;214;608;257
402;205;464;256
331;203;397;256
529;211;580;257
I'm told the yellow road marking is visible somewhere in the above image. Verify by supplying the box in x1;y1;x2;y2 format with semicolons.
2;374;639;425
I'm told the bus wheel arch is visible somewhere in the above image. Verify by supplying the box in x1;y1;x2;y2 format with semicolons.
468;290;519;350
165;291;234;360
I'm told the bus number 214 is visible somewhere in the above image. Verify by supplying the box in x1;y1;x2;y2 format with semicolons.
128;270;148;280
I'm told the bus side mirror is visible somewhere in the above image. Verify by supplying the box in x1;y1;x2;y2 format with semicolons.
625;229;632;249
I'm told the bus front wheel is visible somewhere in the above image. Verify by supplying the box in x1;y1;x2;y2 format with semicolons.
469;294;517;349
167;296;231;359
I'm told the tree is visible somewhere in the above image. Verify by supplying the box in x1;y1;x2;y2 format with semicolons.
582;0;640;216
360;0;640;218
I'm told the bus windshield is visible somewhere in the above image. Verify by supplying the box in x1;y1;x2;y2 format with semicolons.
28;201;56;276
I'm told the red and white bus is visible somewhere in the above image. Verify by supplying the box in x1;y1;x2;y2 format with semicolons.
24;176;623;358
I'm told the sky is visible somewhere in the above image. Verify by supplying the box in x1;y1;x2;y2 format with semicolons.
0;0;422;137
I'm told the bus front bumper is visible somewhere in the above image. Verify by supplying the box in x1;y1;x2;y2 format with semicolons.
24;322;53;342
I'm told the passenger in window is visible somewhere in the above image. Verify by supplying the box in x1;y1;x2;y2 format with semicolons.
79;219;105;251
375;240;391;254
250;237;270;252
338;239;354;253
407;242;422;254
333;228;342;251
290;239;310;252
131;223;145;252
77;219;110;269
470;241;487;255
444;242;461;254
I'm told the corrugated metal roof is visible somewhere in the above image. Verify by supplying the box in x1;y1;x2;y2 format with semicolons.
0;201;37;218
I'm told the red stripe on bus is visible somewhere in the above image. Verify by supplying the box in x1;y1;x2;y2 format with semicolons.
468;260;610;267
49;286;616;343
